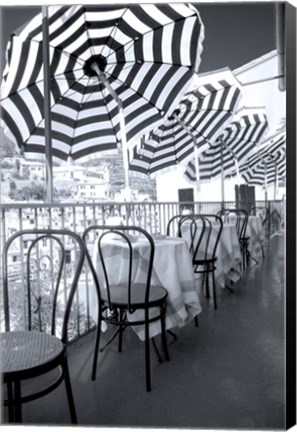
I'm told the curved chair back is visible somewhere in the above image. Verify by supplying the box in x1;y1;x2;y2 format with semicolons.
166;214;192;237
191;215;223;263
249;206;268;223
217;209;247;241
2;229;85;343
82;225;155;313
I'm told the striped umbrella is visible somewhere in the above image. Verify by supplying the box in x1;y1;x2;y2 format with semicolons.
128;68;242;179
184;106;269;192
236;129;286;197
1;4;204;189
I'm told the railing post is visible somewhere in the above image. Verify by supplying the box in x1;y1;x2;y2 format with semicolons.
267;201;271;238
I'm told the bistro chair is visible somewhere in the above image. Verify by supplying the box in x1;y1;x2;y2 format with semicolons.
217;209;250;270
166;214;192;237
249;206;267;257
1;229;85;424
188;215;223;310
82;225;169;392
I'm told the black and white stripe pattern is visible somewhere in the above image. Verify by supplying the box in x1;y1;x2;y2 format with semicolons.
241;150;285;187
128;68;242;178
184;106;269;183
1;4;204;160
238;129;286;187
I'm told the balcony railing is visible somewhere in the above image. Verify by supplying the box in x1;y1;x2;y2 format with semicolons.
0;199;285;339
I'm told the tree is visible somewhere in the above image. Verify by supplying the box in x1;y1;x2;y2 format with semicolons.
9;181;47;201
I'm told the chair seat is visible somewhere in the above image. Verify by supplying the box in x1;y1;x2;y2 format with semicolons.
193;252;217;264
0;331;64;378
102;283;168;309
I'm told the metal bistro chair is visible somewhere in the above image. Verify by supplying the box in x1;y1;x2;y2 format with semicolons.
82;225;169;392
166;214;202;327
166;214;193;237
249;206;267;257
217;209;251;270
189;215;223;310
1;229;85;424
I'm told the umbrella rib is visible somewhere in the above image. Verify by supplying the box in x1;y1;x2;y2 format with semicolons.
69;75;94;156
1;65;85;101
13;71;91;147
96;78;121;146
103;12;200;70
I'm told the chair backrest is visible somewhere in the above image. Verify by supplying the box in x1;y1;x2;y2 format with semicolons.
82;225;155;313
249;206;268;224
166;214;191;237
191;215;223;262
217;209;247;240
2;229;85;343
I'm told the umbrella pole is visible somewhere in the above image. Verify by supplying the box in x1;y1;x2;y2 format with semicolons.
194;145;200;200
92;64;130;197
264;163;268;202
274;161;277;200
235;159;240;185
42;5;54;203
220;137;225;209
173;114;200;200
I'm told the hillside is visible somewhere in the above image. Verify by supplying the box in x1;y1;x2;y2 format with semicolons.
82;148;156;197
1;142;156;201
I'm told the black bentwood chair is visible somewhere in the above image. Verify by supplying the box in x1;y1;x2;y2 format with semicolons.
1;229;85;424
188;215;223;310
217;208;251;270
166;214;192;237
249;206;267;257
82;225;169;392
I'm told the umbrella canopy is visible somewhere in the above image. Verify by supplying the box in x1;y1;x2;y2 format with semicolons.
184;106;269;183
235;129;286;188
1;4;204;161
128;67;242;178
241;150;285;187
233;50;285;135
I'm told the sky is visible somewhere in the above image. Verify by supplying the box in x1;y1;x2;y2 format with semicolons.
0;2;277;75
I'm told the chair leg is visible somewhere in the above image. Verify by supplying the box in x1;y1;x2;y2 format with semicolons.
245;244;250;267
205;270;210;298
7;381;14;422
118;309;124;353
152;337;163;363
7;380;22;423
194;316;199;327
160;309;170;362
92;313;102;381
144;316;151;392
14;379;22;423
212;271;217;310
63;359;78;424
242;247;246;271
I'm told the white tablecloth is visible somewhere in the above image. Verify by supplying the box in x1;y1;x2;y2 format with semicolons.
90;235;201;340
246;216;265;256
181;221;242;288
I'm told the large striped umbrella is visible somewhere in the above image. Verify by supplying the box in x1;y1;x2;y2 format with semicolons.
128;68;242;179
1;4;204;191
184;106;269;193
236;129;286;196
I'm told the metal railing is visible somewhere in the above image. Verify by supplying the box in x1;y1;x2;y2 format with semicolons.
0;199;285;339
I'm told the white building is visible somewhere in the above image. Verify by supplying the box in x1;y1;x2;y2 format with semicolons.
53;165;109;183
19;159;45;179
71;182;111;201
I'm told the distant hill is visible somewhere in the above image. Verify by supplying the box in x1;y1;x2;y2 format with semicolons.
0;130;156;199
0;128;18;157
82;148;156;197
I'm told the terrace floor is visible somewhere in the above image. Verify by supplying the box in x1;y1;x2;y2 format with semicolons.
1;232;285;429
